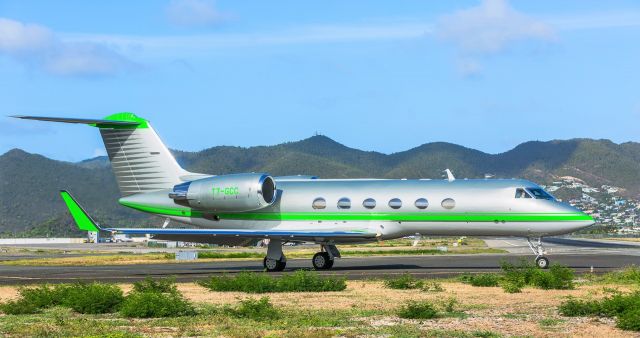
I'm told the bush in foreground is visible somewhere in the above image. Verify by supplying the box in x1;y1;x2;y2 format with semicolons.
602;265;640;284
120;291;195;318
0;283;123;315
198;270;346;293
384;274;424;290
121;277;195;318
132;276;177;294
559;291;640;331
61;283;124;314
397;300;438;319
225;297;280;321
501;260;574;290
459;273;500;287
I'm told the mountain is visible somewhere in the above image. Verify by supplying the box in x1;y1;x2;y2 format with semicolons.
1;137;639;236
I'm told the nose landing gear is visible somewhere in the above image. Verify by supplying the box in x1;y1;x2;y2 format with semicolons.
527;237;549;269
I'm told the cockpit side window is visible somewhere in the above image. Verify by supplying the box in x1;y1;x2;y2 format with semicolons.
526;188;555;200
515;188;532;199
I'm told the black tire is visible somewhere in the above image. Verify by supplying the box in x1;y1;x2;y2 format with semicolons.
264;257;286;272
312;252;333;270
535;256;550;269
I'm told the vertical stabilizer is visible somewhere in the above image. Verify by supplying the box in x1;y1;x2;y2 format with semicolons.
97;113;187;196
12;112;190;196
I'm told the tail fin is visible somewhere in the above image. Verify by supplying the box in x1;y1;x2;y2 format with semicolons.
13;113;189;196
60;190;101;232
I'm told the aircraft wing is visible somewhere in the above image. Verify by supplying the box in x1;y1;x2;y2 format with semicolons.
60;190;376;242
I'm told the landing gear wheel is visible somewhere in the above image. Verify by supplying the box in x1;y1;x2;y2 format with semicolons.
312;252;334;270
263;257;286;272
535;256;550;269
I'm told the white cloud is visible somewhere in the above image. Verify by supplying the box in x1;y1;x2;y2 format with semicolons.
166;0;225;27
437;0;555;54
0;18;134;77
435;0;555;76
456;58;482;77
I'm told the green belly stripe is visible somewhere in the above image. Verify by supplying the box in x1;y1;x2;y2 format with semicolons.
119;201;592;222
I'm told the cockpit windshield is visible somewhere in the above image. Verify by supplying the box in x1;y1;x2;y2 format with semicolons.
525;188;555;200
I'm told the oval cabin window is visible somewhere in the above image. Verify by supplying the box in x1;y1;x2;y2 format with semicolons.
388;198;402;209
337;197;351;209
441;198;456;210
415;198;429;209
363;198;376;209
312;197;326;209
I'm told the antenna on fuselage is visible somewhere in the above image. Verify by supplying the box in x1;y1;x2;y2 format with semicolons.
444;169;455;182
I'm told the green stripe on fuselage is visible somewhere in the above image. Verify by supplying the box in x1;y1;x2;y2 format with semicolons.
119;201;592;222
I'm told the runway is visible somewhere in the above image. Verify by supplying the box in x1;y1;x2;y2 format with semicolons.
0;237;637;284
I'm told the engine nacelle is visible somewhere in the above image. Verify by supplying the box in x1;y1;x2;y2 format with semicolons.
169;173;276;212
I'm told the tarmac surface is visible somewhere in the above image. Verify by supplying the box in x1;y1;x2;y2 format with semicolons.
0;237;638;284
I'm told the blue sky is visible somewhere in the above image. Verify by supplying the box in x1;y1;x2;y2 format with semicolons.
1;0;639;162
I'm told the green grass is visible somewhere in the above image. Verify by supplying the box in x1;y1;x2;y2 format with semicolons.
538;318;565;327
198;270;347;293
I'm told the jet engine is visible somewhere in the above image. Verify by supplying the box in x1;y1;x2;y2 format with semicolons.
169;173;276;212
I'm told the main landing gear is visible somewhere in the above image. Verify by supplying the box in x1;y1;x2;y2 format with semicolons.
312;244;340;270
527;237;549;269
263;239;286;272
262;241;342;271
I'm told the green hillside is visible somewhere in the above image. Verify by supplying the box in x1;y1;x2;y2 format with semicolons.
1;137;639;236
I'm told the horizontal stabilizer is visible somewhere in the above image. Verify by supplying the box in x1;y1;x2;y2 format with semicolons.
60;190;101;232
11;115;139;127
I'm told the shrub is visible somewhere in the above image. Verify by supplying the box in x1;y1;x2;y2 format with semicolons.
460;274;500;287
0;283;123;315
19;284;68;308
501;281;522;294
278;270;347;292
384;274;424;290
603;266;640;284
397;300;438;319
617;308;640;331
500;260;574;290
120;291;195;318
226;297;280;321
132;277;177;294
199;270;346;293
558;291;640;331
61;283;124;314
530;264;574;290
599;291;640;317
558;297;600;316
0;299;41;315
423;281;444;292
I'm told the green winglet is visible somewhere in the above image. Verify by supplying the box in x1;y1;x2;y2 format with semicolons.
60;190;100;232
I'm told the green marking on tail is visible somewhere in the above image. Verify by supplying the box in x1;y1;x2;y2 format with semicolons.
89;112;149;129
60;191;100;232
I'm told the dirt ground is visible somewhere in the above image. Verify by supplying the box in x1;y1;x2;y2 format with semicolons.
0;281;636;337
